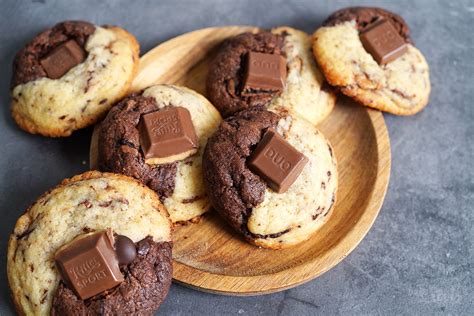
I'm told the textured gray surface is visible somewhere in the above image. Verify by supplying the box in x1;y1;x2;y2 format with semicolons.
0;0;472;315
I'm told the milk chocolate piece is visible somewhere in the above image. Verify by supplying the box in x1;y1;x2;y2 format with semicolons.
248;129;308;193
54;230;123;300
242;52;287;95
40;40;86;79
359;18;408;65
138;107;199;164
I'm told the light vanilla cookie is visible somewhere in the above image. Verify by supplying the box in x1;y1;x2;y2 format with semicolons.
98;84;222;223
312;7;430;115
203;106;337;249
206;27;335;125
7;171;172;315
11;20;139;137
269;27;336;125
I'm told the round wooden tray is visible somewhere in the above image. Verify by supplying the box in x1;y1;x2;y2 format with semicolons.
90;26;391;295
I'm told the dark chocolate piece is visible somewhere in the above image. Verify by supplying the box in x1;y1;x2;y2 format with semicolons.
242;52;286;95
40;40;86;79
138;107;198;163
115;235;137;266
359;18;408;65
54;230;123;300
248;129;308;193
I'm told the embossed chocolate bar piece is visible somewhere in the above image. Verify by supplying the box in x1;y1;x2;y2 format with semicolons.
359;19;408;65
40;40;86;79
242;52;287;95
54;230;123;300
248;129;308;193
138;107;199;164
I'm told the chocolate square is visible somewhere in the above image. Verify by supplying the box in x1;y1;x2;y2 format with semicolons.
248;129;308;193
359;19;408;65
138;107;199;164
242;52;287;95
55;230;123;300
40;40;86;79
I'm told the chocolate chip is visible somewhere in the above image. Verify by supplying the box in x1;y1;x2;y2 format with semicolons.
115;235;137;266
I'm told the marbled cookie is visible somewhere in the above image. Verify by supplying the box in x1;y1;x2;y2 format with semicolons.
312;7;430;115
203;106;337;249
206;27;336;124
7;171;172;315
11;21;139;137
98;84;222;223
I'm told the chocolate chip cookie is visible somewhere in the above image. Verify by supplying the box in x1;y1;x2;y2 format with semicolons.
7;171;172;315
10;20;139;137
312;7;430;115
98;85;222;223
203;106;337;249
207;27;336;124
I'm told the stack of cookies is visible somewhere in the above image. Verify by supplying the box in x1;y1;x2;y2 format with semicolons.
7;7;430;314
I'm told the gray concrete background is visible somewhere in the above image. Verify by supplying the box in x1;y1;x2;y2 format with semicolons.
0;0;472;315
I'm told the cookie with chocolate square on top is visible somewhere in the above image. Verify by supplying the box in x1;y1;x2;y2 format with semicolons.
206;27;336;125
202;106;337;249
10;20;139;137
312;7;431;115
98;84;222;224
7;171;172;315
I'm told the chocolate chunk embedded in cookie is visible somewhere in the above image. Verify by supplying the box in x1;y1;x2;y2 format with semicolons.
10;20;140;137
7;171;172;315
98;85;221;223
203;107;337;249
312;7;430;115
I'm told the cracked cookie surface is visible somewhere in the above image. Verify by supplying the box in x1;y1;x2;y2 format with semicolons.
312;7;430;115
99;85;222;223
203;107;337;249
10;20;139;137
7;171;172;315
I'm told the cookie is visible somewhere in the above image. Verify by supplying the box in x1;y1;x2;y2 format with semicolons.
98;84;222;223
206;27;336;124
312;7;430;115
203;106;337;249
7;171;172;315
11;21;139;137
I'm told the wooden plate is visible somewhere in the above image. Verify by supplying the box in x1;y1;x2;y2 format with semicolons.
90;26;391;295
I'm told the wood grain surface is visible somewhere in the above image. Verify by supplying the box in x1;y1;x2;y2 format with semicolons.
90;26;391;295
